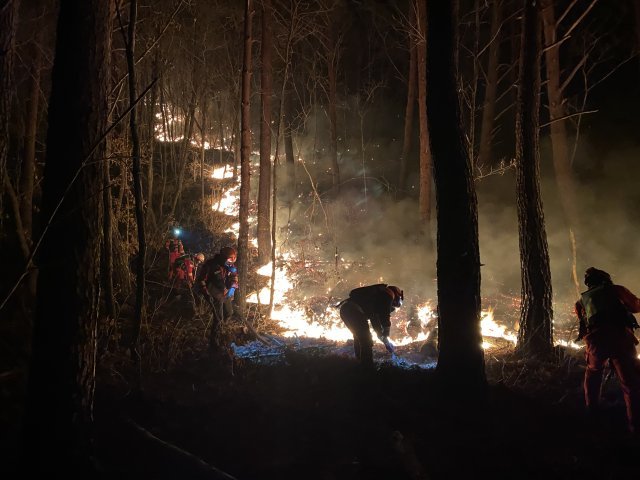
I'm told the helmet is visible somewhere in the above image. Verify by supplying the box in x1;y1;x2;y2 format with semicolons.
387;285;404;308
584;267;612;288
220;246;237;261
195;253;205;263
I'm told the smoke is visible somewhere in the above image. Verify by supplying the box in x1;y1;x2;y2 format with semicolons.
270;124;640;342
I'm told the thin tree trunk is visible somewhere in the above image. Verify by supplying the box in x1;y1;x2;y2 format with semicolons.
541;0;581;295
283;91;295;203
200;98;206;213
102;143;116;319
477;0;502;169
20;31;42;243
24;0;111;472
417;0;433;248
634;0;640;73
427;0;486;394
146;53;159;227
398;2;417;193
168;93;196;218
237;0;254;316
515;0;554;358
122;0;146;360
257;0;273;265
327;23;340;190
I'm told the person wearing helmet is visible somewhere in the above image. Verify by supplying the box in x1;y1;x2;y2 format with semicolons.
338;283;403;367
194;246;239;352
165;236;185;281
574;267;640;434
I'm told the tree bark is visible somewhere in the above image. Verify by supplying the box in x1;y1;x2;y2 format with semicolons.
515;0;554;358
257;0;273;265
20;30;42;244
477;0;502;169
427;0;486;394
123;0;146;360
24;0;111;472
237;0;254;315
168;93;196;218
541;0;581;295
416;0;433;247
0;0;19;216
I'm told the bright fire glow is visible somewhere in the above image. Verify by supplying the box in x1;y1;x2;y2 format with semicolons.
209;162;584;355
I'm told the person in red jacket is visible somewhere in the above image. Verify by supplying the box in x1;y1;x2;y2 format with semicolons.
338;284;403;367
574;267;640;434
165;236;184;281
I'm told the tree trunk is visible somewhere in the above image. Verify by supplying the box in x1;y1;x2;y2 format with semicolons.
477;0;502;169
515;0;554;358
398;3;417;193
24;0;112;472
102;141;116;319
634;0;640;73
20;30;42;244
283;90;295;204
327;22;340;190
237;0;254;315
168;93;196;218
257;0;273;265
426;0;486;395
416;0;433;247
123;0;146;360
0;0;19;216
541;0;581;295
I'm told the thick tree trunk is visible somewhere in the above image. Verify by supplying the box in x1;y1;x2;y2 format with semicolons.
257;0;273;265
427;0;486;394
416;0;433;247
477;0;502;169
237;0;254;315
24;0;111;473
515;0;554;358
398;3;417;193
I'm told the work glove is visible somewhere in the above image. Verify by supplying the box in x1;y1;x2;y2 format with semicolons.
226;287;236;299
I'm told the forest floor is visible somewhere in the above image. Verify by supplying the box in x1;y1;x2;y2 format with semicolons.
85;334;640;480
2;250;640;479
3;309;640;479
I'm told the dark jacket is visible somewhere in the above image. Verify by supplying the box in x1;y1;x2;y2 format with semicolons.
575;283;640;339
347;284;395;337
195;254;228;299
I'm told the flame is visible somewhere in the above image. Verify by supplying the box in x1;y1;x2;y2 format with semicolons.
208;162;584;355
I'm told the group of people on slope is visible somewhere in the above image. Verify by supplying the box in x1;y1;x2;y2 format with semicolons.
166;237;239;351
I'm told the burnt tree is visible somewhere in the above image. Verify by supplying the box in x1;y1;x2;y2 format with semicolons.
23;0;112;473
427;0;486;393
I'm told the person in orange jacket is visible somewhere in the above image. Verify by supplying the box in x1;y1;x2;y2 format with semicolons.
574;267;640;434
338;284;403;367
